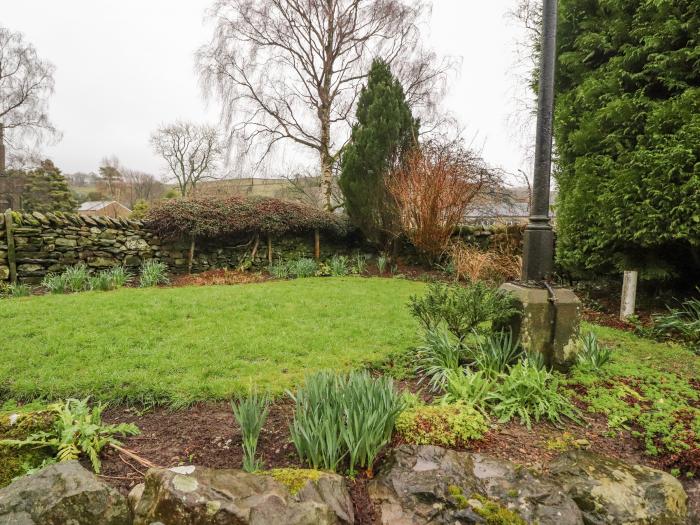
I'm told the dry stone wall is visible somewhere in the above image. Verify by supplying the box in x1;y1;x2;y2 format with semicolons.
0;210;354;284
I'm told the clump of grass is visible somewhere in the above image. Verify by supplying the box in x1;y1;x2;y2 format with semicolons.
328;255;349;277
7;283;32;298
652;293;700;354
231;391;269;472
468;330;522;378
289;371;402;474
107;266;130;287
63;264;91;292
416;326;464;392
139;260;169;287
352;252;367;274
376;254;389;275
268;260;290;279
576;331;612;370
287;258;317;278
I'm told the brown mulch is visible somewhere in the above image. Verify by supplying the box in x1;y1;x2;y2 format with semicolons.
170;269;270;287
97;398;699;524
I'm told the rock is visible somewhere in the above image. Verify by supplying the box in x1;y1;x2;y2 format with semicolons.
128;482;145;512
124;255;142;267
368;445;583;525
0;266;8;280
55;237;77;247
88;256;117;268
0;460;131;524
133;465;353;525
125;238;149;251
549;450;688;525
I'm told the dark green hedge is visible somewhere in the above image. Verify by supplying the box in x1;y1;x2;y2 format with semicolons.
145;196;351;240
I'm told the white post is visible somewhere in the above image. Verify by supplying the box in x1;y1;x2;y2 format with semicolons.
620;270;638;321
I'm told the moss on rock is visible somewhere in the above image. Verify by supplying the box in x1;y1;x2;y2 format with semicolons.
0;410;55;487
266;468;324;495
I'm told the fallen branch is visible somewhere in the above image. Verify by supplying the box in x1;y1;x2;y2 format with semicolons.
110;443;159;470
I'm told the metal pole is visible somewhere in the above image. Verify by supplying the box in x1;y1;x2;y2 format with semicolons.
521;0;557;282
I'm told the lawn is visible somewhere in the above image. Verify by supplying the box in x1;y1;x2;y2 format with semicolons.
0;277;425;406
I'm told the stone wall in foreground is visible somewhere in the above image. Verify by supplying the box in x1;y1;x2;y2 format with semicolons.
0;211;354;284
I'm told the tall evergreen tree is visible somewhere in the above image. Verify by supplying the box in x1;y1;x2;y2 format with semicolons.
339;59;418;248
21;159;77;213
553;0;700;280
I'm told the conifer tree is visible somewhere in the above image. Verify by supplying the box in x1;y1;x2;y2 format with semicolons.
22;159;77;213
339;59;418;248
553;0;700;280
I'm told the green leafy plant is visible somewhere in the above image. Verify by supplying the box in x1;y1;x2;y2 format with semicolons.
288;371;402;474
416;327;464;392
576;332;612;370
328;255;349;277
409;282;517;340
88;271;116;292
231;391;269;472
468;330;522;377
652;294;700;354
106;266;130;288
139;260;169;287
8;283;32;297
42;272;68;294
488;361;581;429
62;264;91;292
376;254;389;275
0;398;139;473
522;351;547;371
352;252;367;274
268;260;290;279
288;258;318;278
442;370;494;411
395;402;489;446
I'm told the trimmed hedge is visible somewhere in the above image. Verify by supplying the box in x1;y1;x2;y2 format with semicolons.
146;196;350;240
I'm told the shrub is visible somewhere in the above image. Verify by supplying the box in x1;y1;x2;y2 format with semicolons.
468;330;522;378
409;282;517;340
416;327;464;392
268;260;290;279
146;195;350;241
139;260;169;287
0;398;139;473
328;255;349;277
231;391;269;472
450;243;521;284
395;402;489;446
288;371;402;474
287;258;317;278
576;332;612;370
652;294;700;354
488;361;581;429
442;370;494;411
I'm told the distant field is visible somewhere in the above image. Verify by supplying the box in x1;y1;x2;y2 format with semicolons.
0;277;424;406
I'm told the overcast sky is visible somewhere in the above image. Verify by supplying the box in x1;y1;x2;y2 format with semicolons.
2;1;534;180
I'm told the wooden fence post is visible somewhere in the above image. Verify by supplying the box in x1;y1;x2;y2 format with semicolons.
4;210;17;284
314;229;320;261
267;236;273;264
620;270;638;321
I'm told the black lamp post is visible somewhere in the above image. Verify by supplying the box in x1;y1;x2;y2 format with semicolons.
521;0;557;283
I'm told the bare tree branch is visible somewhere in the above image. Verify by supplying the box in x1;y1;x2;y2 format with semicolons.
150;121;224;196
197;0;455;210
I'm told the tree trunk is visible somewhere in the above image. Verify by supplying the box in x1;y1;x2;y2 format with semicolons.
267;236;273;264
187;236;196;274
0;123;5;174
319;3;335;212
314;229;321;261
620;270;638;321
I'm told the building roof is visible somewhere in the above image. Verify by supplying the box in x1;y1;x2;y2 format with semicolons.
78;200;130;211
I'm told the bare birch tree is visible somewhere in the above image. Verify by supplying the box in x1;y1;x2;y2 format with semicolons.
197;0;453;210
150;121;223;197
0;27;59;171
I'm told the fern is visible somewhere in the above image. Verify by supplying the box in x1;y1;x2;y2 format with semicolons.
0;398;139;473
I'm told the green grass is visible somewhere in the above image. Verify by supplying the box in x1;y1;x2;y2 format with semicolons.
0;278;424;406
